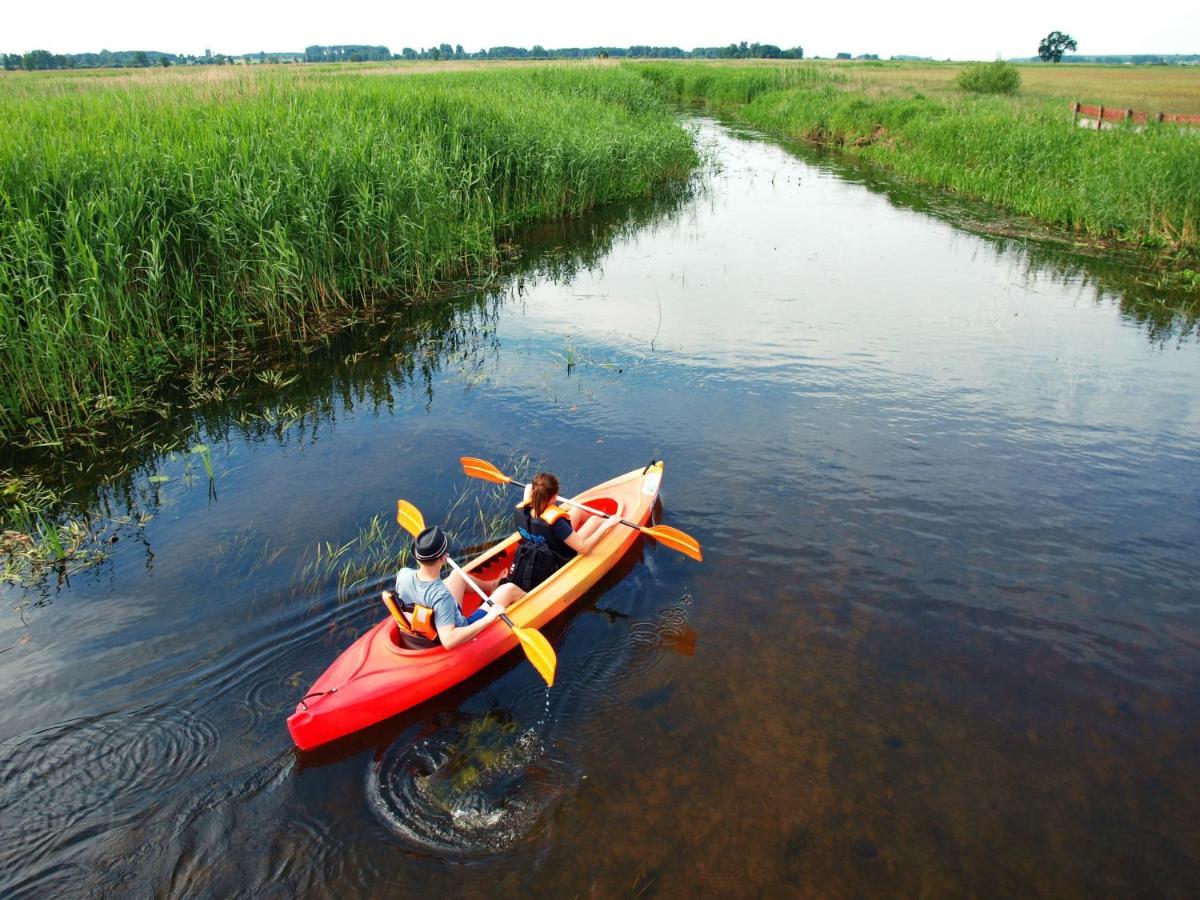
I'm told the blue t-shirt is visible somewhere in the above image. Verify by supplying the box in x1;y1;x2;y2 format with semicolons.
394;568;468;631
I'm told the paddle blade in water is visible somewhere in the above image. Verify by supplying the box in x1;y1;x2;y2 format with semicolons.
642;524;703;562
512;624;556;687
395;499;426;537
460;456;513;485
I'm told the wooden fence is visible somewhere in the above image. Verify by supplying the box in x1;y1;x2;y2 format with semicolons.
1072;101;1200;129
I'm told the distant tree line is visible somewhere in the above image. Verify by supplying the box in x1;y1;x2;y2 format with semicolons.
8;43;1197;72
390;42;802;61
1;49;249;70
1017;53;1199;66
304;45;392;63
3;41;805;71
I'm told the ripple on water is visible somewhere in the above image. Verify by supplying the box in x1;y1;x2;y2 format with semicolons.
366;712;575;858
228;673;294;739
549;593;695;739
0;704;219;893
362;597;695;860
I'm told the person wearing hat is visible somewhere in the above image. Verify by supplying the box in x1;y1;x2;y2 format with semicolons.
390;525;525;650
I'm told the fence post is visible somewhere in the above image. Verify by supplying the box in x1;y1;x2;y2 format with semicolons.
1096;105;1104;129
1157;111;1164;123
1125;108;1133;121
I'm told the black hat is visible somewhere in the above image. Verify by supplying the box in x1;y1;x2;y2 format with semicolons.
413;526;450;562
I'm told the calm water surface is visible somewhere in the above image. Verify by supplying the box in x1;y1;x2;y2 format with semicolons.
2;118;1198;898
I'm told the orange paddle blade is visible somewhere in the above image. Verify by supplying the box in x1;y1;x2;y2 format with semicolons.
395;499;426;537
459;456;513;485
641;524;703;562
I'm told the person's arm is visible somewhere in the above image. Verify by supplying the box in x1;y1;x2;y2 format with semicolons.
563;514;620;556
436;597;506;649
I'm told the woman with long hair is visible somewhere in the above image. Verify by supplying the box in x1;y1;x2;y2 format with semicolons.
505;472;619;591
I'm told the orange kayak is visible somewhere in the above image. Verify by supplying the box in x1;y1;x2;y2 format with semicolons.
287;462;665;750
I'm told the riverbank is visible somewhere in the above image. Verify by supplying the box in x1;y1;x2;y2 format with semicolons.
0;64;696;450
633;61;1200;282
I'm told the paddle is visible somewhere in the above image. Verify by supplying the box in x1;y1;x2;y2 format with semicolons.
459;456;703;562
395;498;557;687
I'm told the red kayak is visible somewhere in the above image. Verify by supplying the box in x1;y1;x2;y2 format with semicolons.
287;462;665;750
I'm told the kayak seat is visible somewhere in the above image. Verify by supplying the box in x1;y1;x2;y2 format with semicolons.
385;620;441;654
569;496;620;530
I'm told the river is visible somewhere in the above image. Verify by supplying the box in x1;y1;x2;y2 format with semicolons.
1;116;1197;898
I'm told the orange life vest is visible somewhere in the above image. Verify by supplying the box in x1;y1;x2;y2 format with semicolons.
382;590;439;641
516;500;569;523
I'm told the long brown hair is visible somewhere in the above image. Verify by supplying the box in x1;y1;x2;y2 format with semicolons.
529;472;559;517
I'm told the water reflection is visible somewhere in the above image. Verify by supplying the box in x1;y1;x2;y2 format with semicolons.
747;123;1200;344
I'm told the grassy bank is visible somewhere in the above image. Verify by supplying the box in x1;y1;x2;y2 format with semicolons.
634;61;1200;266
0;64;695;447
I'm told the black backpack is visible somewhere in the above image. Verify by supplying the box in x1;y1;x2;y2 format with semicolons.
508;539;569;592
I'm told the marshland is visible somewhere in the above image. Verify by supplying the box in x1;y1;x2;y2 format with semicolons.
1;59;1199;896
637;60;1200;257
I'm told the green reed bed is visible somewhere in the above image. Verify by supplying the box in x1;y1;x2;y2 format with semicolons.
635;62;1200;263
0;65;695;447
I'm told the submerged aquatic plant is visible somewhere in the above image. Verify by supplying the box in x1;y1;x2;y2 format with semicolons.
299;514;410;605
1;474;108;588
190;444;215;480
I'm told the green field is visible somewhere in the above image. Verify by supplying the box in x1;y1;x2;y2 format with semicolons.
817;59;1200;114
0;64;695;448
634;60;1200;264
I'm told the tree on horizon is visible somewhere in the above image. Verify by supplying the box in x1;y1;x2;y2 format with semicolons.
1038;31;1078;63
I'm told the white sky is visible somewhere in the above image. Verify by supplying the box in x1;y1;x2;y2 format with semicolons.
4;1;1198;60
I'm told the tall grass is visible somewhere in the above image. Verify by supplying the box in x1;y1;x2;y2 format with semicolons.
637;62;843;107
636;62;1200;262
0;65;696;446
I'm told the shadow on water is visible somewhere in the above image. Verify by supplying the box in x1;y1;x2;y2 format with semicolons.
717;119;1200;345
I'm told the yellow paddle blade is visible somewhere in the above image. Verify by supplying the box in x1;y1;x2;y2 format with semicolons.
395;499;425;537
459;456;513;485
641;524;704;562
512;624;556;687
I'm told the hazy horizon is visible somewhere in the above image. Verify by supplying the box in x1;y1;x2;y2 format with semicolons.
5;0;1199;61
